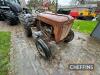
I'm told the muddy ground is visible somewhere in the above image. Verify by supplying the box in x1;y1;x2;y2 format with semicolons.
0;21;100;75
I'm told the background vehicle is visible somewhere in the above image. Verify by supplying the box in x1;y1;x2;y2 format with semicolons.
56;0;98;20
70;8;96;20
0;0;22;25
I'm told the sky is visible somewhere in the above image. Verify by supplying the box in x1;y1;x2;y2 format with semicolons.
58;0;72;6
25;0;74;6
25;0;29;4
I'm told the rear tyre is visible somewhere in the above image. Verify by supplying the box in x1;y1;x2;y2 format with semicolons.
24;27;32;37
35;39;51;59
0;14;5;21
64;30;74;43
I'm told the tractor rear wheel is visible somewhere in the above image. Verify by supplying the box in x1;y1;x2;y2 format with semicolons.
24;27;32;37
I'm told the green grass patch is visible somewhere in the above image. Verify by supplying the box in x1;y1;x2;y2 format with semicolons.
0;32;11;75
72;20;98;34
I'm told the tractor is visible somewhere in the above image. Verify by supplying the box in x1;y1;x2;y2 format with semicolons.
19;0;75;59
0;0;22;25
21;9;74;59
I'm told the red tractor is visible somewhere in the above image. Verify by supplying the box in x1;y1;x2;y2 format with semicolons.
22;11;74;59
21;0;75;59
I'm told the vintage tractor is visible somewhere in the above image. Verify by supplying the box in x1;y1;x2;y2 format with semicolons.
0;0;22;25
22;11;74;59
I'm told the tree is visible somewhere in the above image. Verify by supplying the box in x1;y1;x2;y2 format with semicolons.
27;0;43;9
78;0;86;4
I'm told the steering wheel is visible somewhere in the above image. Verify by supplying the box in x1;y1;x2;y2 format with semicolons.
35;8;45;14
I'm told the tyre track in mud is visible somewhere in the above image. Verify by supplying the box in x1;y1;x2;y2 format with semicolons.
10;24;47;75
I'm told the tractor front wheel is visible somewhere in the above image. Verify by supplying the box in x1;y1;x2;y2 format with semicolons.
64;30;74;43
35;39;51;59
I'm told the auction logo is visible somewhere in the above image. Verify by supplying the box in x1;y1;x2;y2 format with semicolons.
68;64;94;71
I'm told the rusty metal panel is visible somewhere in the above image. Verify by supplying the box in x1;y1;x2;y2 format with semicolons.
91;22;100;40
37;13;74;43
60;22;72;40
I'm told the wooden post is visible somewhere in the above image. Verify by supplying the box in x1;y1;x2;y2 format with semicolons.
55;0;58;14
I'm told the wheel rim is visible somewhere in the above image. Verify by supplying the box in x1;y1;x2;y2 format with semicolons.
36;42;46;57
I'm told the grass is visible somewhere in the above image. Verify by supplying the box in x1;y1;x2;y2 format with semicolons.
0;32;11;75
72;20;98;34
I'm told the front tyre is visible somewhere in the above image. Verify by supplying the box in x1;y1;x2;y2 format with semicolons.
64;30;74;43
35;39;51;59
